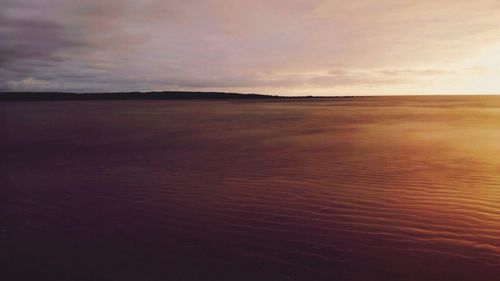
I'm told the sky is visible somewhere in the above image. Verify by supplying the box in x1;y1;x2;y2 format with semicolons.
2;0;500;96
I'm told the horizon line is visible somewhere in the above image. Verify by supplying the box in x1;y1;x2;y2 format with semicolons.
2;90;500;98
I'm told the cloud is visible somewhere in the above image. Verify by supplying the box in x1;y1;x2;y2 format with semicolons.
0;12;85;66
2;0;500;94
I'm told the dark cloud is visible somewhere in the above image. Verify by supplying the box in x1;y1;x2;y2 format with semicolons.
0;14;85;66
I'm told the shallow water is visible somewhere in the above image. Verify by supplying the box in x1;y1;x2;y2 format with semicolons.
2;96;500;281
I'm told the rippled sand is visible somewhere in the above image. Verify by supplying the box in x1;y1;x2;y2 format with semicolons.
2;96;500;281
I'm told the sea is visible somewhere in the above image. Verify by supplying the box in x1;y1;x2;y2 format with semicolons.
2;96;500;281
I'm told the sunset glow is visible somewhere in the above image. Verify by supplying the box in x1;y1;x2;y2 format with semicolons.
5;2;500;281
3;0;500;95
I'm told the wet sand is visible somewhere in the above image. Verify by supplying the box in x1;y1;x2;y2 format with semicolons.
2;96;500;281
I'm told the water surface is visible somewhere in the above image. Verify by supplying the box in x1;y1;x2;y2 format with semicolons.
2;96;500;280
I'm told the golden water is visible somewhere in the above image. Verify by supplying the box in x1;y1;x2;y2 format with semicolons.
2;96;500;280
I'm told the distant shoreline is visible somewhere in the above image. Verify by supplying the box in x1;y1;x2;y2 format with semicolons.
0;91;368;101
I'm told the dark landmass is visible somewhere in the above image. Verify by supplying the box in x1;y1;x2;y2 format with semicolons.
0;91;279;101
0;91;369;101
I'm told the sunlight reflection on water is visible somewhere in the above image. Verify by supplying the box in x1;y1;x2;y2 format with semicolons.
2;96;500;281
